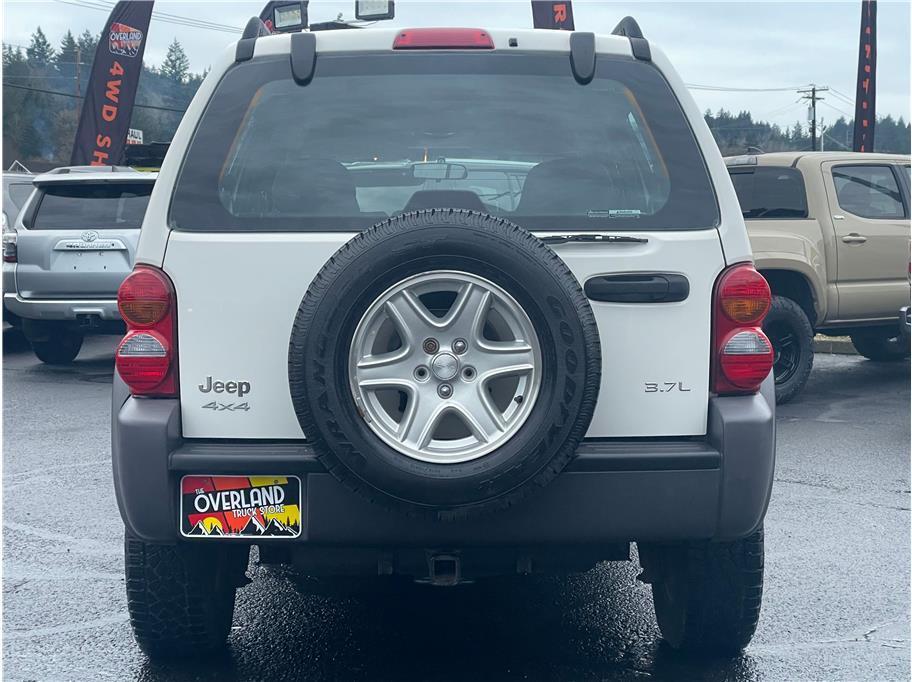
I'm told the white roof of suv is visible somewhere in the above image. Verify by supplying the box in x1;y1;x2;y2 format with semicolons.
249;27;637;60
33;166;157;185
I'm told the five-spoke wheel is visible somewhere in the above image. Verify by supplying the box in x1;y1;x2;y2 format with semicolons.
349;271;541;463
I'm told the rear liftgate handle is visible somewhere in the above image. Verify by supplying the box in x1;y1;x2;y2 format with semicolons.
584;273;690;303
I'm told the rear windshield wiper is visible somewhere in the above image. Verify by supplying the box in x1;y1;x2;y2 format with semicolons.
540;234;648;245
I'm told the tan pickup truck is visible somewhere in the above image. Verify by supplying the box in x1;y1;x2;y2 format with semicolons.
726;151;911;403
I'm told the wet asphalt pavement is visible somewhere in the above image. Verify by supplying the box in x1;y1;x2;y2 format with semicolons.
2;332;909;681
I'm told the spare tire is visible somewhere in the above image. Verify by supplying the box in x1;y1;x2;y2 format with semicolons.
289;210;601;520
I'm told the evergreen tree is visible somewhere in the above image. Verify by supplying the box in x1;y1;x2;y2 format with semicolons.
2;44;25;69
57;30;77;66
56;30;78;80
160;39;190;84
26;27;55;66
77;29;99;67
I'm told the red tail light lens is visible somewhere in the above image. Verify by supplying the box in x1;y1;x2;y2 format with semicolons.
393;28;494;50
116;266;178;397
712;264;773;395
718;265;770;324
118;268;170;326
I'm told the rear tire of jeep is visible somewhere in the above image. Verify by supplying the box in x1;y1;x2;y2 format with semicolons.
644;528;764;656
125;536;247;660
289;209;601;521
850;328;910;362
763;295;813;404
31;330;83;365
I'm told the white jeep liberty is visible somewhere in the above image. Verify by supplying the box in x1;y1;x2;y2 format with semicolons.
112;19;776;660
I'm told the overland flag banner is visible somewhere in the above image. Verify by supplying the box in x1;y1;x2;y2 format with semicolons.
853;0;877;152
70;0;154;166
531;1;575;30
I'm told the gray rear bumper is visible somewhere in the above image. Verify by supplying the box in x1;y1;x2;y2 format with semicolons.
3;292;121;321
112;373;775;546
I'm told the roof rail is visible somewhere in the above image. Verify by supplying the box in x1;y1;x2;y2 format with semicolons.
611;16;651;61
46;165;135;174
236;17;272;62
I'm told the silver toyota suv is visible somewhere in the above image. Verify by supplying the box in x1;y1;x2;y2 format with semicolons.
112;19;776;661
3;166;155;363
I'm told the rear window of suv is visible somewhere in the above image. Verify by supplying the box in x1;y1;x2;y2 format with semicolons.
728;166;808;219
28;182;153;230
171;53;718;232
7;182;33;212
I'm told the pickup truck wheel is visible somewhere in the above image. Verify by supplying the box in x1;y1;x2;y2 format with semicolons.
849;328;910;362
763;296;813;404
643;528;764;656
124;536;248;659
31;330;83;365
289;209;601;521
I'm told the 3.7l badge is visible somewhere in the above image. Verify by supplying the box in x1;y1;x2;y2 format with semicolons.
644;381;691;393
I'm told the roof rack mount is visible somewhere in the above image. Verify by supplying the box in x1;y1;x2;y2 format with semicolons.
236;17;271;62
611;16;651;62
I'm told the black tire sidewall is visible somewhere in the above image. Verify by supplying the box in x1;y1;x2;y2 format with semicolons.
124;535;245;658
289;211;600;514
763;296;813;404
32;330;83;365
850;328;910;362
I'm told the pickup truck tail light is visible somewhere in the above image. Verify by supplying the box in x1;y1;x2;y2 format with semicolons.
712;264;773;395
116;266;178;397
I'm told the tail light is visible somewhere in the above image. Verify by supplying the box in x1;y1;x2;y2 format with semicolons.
116;266;178;397
2;215;17;263
712;263;773;395
393;28;494;50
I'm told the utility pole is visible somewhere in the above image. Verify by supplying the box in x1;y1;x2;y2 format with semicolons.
75;45;81;97
798;85;829;151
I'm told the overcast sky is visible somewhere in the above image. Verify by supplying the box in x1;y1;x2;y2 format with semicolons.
2;1;910;130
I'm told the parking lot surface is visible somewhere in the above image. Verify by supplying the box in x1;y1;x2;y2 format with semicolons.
2;333;909;681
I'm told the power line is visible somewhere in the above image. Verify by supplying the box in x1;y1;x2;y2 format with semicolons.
55;0;240;32
687;82;809;92
823;132;852;150
759;100;804;120
829;86;856;103
53;0;242;34
820;100;854;119
2;82;187;113
2;74;78;79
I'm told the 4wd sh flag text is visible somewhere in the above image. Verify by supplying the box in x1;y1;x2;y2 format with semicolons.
853;0;877;152
70;1;154;166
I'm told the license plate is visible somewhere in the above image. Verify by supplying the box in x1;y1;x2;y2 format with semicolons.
53;250;128;274
180;475;301;539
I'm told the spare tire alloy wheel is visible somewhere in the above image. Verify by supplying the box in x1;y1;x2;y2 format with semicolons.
350;271;542;464
289;210;601;520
